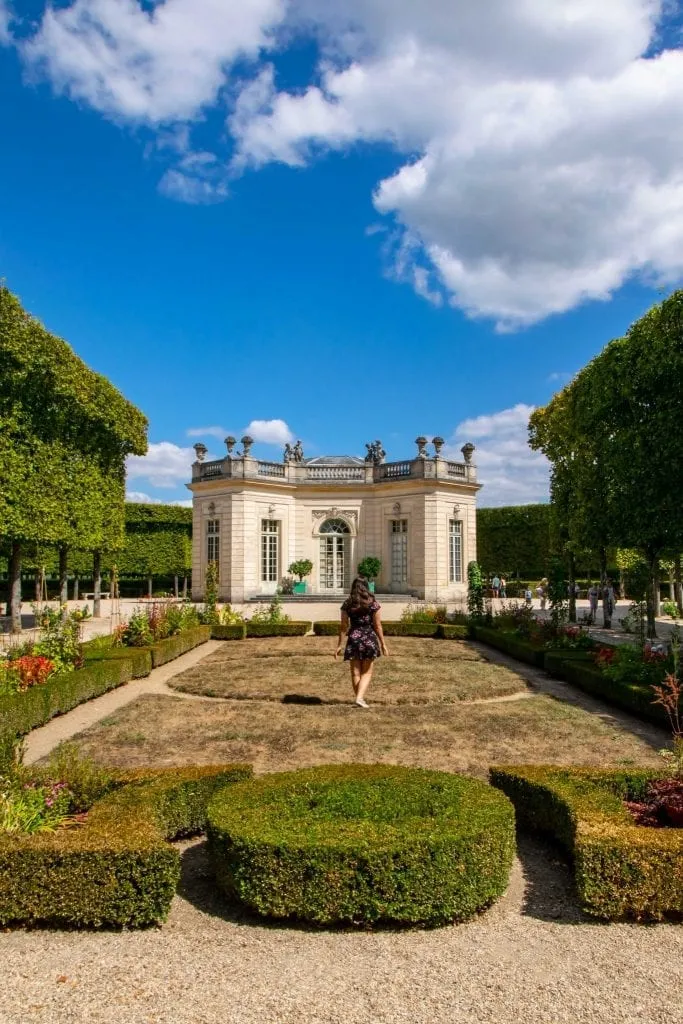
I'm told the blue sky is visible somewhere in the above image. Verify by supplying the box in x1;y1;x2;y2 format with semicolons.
2;0;682;506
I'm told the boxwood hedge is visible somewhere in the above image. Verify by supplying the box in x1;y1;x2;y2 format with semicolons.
207;764;515;927
312;621;339;636
0;657;133;752
0;763;252;928
313;622;467;640
470;625;546;667
210;623;246;641
149;625;211;666
543;655;668;727
490;765;683;921
245;622;310;638
83;643;153;678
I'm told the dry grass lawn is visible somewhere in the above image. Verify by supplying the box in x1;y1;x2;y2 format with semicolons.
73;691;661;778
169;637;526;704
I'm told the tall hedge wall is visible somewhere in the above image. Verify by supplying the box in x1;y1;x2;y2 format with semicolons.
476;504;552;578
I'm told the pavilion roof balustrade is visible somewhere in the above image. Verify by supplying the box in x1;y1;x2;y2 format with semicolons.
192;456;476;485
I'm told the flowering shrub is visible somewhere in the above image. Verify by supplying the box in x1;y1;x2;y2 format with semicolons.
11;655;55;690
400;603;448;624
545;625;595;651
652;672;683;781
115;603;202;648
598;643;673;689
595;646;617;669
250;595;290;625
0;779;72;834
220;604;245;626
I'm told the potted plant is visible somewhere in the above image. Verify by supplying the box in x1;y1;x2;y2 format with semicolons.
357;556;382;594
288;559;313;594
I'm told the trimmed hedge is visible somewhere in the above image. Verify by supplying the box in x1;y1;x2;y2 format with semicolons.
542;649;595;678
0;763;252;928
0;657;133;745
312;621;339;636
83;644;153;679
490;765;683;921
439;624;468;640
245;622;310;638
149;625;211;666
547;655;668;727
470;625;546;667
207;764;516;927
211;623;246;641
382;622;440;637
313;622;467;639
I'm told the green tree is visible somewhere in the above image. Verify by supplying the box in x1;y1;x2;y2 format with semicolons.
0;287;147;628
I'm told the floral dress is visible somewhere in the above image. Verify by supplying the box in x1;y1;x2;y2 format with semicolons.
342;599;382;661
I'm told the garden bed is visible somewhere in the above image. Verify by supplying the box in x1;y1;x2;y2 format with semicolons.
0;763;251;928
490;765;683;921
208;764;515;926
470;625;547;668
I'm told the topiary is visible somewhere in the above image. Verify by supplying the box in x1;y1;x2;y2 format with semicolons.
207;764;515;927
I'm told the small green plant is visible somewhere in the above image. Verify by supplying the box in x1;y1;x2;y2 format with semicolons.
662;600;679;620
115;607;153;647
467;561;484;619
288;559;313;583
0;778;73;834
202;561;220;624
220;604;245;626
31;743;114;812
250;594;290;624
357;556;381;582
278;576;295;595
33;608;82;673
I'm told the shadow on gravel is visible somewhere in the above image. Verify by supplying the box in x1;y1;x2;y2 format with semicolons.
515;832;587;925
177;832;591;932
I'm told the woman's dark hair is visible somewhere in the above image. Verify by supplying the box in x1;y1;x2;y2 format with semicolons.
348;576;373;611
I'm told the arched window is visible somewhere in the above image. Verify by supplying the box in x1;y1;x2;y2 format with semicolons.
319;517;351;535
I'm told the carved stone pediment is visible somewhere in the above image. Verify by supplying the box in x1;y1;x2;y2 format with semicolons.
312;507;359;528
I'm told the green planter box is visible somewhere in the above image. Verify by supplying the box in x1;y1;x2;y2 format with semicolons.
368;582;376;594
292;582;307;594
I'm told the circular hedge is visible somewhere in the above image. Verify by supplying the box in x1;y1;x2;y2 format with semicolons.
207;764;515;926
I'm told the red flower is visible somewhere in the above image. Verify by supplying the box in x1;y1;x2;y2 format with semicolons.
11;655;55;690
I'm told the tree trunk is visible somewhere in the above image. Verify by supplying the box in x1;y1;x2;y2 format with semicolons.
93;551;102;618
182;575;188;600
9;541;22;633
59;545;68;608
675;556;683;617
668;569;675;601
34;573;41;604
73;575;79;602
174;574;179;599
646;550;658;639
148;576;153;600
568;552;576;623
600;547;611;629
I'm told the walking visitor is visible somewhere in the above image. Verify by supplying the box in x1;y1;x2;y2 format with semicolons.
492;575;501;598
500;577;507;598
588;582;599;621
335;577;389;708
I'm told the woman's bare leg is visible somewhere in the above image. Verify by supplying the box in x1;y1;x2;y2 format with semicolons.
349;660;361;696
356;659;374;703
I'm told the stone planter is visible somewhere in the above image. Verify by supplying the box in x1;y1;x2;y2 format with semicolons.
293;582;307;594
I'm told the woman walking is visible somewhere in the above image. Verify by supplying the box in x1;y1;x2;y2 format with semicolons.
335;577;389;708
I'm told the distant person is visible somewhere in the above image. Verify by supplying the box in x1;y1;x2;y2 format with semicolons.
335;577;389;708
524;587;533;608
605;580;616;617
492;575;501;598
500;577;507;599
588;583;599;621
535;582;547;611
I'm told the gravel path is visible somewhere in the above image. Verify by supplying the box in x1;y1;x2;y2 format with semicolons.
1;835;681;1024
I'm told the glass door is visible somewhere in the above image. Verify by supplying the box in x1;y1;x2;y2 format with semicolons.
391;519;408;586
319;518;351;590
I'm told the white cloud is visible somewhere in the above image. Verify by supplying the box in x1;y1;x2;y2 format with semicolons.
24;0;287;124
0;2;11;44
186;426;228;440
126;441;196;488
187;419;294;445
244;418;294;445
447;403;550;507
125;490;158;504
22;0;683;326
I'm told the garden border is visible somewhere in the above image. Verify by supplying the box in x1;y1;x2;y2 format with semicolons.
0;763;252;927
490;764;683;921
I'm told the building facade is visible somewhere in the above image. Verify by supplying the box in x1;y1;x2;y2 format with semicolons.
188;436;481;602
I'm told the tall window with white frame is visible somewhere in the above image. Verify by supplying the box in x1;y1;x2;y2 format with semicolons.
261;519;280;583
206;519;220;574
449;519;463;583
390;519;408;586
